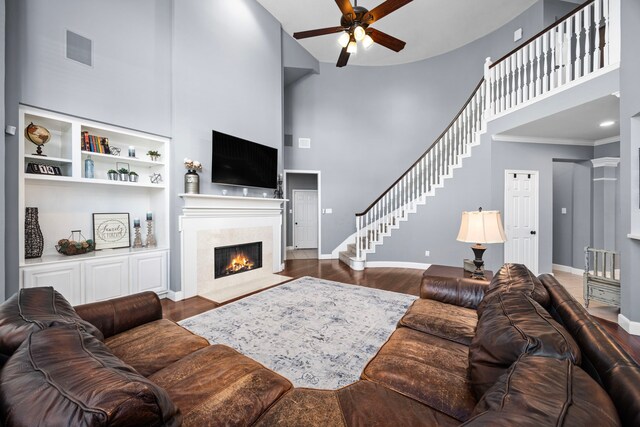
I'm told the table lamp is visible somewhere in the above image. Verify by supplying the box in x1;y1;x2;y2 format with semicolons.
456;207;507;280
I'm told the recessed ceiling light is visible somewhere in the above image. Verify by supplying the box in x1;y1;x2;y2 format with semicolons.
600;120;615;127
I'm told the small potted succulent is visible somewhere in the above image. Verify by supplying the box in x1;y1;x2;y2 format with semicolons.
107;169;118;180
147;150;161;162
129;171;139;182
118;167;130;182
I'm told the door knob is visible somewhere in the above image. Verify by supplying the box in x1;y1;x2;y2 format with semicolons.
530;231;537;235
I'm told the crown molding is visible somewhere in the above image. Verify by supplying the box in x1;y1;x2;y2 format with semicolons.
492;134;594;146
594;135;620;146
591;157;620;168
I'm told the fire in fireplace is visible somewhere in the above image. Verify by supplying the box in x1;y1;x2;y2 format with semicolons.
214;242;262;279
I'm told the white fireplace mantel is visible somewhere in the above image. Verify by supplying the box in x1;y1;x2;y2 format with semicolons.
179;194;286;217
179;193;285;302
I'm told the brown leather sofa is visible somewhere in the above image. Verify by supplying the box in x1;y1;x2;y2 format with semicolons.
0;263;639;426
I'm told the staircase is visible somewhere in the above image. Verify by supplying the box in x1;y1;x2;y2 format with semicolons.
339;0;619;271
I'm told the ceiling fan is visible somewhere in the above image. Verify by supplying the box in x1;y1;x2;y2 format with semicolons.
293;0;413;67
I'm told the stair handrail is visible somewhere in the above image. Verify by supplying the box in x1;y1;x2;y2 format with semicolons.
355;77;485;218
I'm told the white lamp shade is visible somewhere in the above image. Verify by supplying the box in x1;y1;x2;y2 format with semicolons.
456;210;507;244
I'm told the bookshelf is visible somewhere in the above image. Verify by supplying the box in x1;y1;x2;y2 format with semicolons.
18;105;171;305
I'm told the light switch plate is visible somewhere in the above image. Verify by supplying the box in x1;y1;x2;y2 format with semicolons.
561;208;567;214
325;208;333;214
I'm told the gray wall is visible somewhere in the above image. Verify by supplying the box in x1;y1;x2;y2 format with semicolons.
170;0;283;291
284;2;545;256
595;141;620;157
619;0;640;323
553;162;575;267
543;0;580;26
285;173;318;247
0;0;5;301
4;0;173;297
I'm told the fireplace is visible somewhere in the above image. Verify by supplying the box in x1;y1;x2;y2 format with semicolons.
214;242;263;279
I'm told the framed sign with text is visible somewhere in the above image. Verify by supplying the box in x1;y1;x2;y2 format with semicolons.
92;213;130;250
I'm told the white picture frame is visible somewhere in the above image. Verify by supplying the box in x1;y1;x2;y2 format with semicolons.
92;213;130;250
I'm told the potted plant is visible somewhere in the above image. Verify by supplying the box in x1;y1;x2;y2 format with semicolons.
129;171;139;183
118;167;130;182
107;169;118;180
147;150;161;162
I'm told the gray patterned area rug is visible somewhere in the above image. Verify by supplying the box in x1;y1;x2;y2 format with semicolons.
180;276;417;389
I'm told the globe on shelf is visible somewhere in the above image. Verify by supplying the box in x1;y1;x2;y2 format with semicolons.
25;122;51;156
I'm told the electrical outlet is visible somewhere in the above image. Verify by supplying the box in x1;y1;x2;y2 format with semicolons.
425;250;430;257
514;28;523;42
561;208;567;215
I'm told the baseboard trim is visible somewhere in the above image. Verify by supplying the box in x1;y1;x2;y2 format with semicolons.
366;261;431;270
552;264;583;276
166;290;184;302
618;314;640;336
318;254;334;260
286;246;293;250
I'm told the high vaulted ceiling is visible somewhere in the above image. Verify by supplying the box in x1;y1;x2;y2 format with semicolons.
257;0;538;66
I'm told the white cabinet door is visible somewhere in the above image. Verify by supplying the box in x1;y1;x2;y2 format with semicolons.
84;257;130;303
130;251;167;294
23;263;83;305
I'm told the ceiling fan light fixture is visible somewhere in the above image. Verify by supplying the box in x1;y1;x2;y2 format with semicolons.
363;34;374;49
347;40;358;54
353;25;366;41
338;32;350;48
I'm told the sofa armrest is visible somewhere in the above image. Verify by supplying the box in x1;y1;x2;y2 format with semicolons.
74;292;163;339
420;275;488;309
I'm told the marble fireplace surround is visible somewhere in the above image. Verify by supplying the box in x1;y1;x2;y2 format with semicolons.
179;194;285;302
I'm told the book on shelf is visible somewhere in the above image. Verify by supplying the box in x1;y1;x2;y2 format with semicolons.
81;131;111;154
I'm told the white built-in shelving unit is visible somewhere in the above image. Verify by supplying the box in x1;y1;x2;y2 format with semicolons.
18;105;170;305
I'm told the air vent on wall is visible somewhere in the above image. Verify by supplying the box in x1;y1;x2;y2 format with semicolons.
66;30;92;66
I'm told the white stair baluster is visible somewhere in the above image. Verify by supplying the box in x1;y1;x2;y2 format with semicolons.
565;17;573;84
603;0;610;66
542;32;550;93
575;10;582;78
594;0;602;70
535;37;542;96
529;42;535;100
550;26;557;89
584;5;592;75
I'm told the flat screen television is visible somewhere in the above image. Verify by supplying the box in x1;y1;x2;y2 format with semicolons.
211;130;278;189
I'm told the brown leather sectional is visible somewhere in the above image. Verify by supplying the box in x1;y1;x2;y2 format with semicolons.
0;263;639;426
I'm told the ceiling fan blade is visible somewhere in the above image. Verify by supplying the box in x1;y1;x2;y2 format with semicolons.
363;0;413;24
293;26;345;40
337;47;351;67
368;28;406;52
335;0;355;19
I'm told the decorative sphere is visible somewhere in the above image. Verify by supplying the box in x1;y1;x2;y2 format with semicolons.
25;122;51;146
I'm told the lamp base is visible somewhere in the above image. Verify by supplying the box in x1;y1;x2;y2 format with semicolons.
470;244;487;280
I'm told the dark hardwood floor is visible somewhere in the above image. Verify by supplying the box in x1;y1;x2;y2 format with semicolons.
162;259;640;364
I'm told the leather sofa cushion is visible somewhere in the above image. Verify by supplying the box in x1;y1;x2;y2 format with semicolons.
0;287;103;356
254;381;459;427
479;264;550;315
469;291;581;398
0;324;180;427
149;344;292;427
362;327;476;422
105;318;209;377
463;355;620;426
399;298;477;345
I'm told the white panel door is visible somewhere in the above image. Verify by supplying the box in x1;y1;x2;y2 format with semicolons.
130;251;167;294
293;190;318;249
504;171;539;274
84;257;130;303
23;263;83;305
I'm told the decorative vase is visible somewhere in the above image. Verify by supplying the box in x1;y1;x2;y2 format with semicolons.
25;207;44;259
185;169;200;194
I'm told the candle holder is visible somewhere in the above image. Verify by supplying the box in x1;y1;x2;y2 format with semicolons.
145;219;157;248
132;224;144;248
